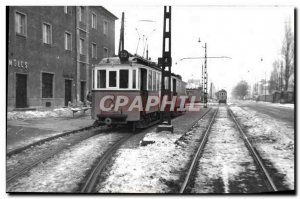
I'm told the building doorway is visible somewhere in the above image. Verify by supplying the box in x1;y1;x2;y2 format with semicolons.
16;73;27;108
65;79;72;106
80;81;86;104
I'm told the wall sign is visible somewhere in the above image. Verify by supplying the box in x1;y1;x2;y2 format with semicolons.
8;59;28;70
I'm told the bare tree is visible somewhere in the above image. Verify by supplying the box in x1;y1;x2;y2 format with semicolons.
269;60;280;93
281;20;294;91
232;80;249;99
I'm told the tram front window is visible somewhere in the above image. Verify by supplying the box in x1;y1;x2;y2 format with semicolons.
120;69;129;88
97;70;106;88
109;71;117;87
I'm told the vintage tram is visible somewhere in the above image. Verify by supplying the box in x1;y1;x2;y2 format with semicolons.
217;89;227;104
91;51;187;130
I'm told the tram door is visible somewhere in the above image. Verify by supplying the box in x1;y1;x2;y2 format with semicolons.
16;73;27;108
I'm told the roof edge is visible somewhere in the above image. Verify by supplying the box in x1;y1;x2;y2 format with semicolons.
100;6;118;20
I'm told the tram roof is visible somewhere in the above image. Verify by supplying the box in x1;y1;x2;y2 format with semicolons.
97;55;182;80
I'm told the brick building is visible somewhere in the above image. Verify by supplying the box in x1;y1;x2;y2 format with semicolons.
7;6;117;110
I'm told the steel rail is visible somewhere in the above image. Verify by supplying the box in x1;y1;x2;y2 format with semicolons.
7;125;99;157
227;107;278;192
80;133;134;193
179;108;219;193
6;127;109;184
82;108;213;193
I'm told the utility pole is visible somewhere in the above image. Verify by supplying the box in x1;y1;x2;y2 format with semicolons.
118;12;125;54
157;6;173;133
201;64;204;101
204;43;208;108
265;71;267;102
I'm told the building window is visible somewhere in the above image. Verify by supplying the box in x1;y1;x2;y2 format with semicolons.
64;6;68;14
42;73;54;98
79;6;85;22
91;13;97;29
97;70;106;88
103;21;108;35
64;6;72;15
91;43;97;58
109;71;117;87
120;70;129;88
92;69;94;89
132;69;136;89
15;11;26;36
42;23;52;44
104;47;108;58
79;38;85;55
65;32;72;50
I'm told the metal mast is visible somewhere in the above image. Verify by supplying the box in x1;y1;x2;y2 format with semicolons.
202;64;204;101
204;43;208;108
159;6;172;125
118;12;124;54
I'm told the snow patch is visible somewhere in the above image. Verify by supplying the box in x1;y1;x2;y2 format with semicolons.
230;106;294;189
97;131;185;193
7;108;75;120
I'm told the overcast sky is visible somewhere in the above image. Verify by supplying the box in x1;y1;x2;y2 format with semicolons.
105;5;294;93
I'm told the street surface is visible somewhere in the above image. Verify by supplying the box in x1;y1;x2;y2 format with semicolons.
233;101;294;128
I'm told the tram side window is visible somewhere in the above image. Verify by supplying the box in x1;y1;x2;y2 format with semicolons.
158;73;161;90
153;72;156;91
109;71;117;87
148;70;152;91
165;76;169;90
157;72;160;91
120;69;129;88
97;70;106;88
132;69;136;89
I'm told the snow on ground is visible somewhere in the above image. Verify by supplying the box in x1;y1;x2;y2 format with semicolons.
192;107;265;193
230;106;294;189
97;132;184;193
7;108;75;120
97;111;215;193
7;132;63;153
7;133;124;192
254;101;294;109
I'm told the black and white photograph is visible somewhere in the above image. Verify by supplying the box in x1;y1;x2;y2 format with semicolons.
4;0;295;195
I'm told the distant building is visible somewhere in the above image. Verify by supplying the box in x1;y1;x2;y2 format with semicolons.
186;87;202;102
209;82;216;99
7;6;117;110
186;78;201;89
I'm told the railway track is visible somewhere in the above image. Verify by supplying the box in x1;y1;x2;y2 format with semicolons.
180;105;278;193
6;126;121;184
7;108;213;192
80;109;213;193
179;108;219;193
80;133;134;193
227;107;277;192
7;125;101;157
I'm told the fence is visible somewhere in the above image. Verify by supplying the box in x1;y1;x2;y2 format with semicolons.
256;91;294;103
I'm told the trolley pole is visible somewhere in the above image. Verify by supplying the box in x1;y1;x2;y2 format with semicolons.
157;6;173;133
